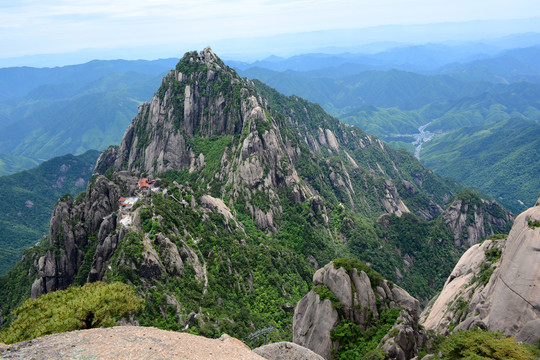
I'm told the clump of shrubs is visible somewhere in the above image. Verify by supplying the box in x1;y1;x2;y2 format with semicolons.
437;328;540;360
0;282;143;344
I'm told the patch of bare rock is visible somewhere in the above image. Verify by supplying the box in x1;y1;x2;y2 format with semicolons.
0;326;265;360
253;341;324;360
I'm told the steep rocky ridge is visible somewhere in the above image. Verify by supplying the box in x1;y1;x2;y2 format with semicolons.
441;190;514;248
100;47;459;222
421;197;540;344
0;48;513;341
293;261;424;359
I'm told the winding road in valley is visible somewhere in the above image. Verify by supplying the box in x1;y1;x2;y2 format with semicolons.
390;121;440;159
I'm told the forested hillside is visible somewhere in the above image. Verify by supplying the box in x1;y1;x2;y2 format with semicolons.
421;118;540;210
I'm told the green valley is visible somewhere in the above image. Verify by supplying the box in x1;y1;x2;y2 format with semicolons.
421;118;540;213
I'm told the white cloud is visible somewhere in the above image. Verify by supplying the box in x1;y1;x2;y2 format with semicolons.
1;0;540;59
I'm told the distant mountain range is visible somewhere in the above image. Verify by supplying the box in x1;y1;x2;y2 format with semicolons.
232;44;540;81
235;45;540;213
0;59;178;166
0;39;538;213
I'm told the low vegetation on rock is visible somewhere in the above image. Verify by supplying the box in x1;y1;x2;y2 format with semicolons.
0;282;142;344
436;328;540;360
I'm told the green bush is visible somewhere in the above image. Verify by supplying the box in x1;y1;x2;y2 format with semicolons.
440;328;540;360
485;248;502;262
527;217;540;229
0;282;143;344
313;285;342;310
331;308;401;359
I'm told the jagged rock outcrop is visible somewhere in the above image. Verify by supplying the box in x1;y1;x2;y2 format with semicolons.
293;289;339;359
293;261;424;360
397;179;443;221
441;191;514;248
253;341;325;360
93;47;316;233
30;175;123;298
421;197;540;344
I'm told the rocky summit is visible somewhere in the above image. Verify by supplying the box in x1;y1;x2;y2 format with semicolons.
0;48;518;358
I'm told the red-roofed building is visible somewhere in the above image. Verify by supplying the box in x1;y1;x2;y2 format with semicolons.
118;196;126;203
139;178;150;189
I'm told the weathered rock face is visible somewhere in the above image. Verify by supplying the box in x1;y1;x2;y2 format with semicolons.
293;262;424;360
111;50;242;175
31;175;123;298
293;290;339;359
253;341;325;360
441;193;514;248
93;47;315;234
421;197;540;344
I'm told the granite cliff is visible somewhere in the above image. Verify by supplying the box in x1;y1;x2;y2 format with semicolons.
441;191;514;248
421;197;540;345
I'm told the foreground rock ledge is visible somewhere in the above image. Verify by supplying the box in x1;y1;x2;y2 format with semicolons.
0;326;265;360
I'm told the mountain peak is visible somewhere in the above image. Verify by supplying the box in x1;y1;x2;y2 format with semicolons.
200;46;218;63
108;48;260;174
176;46;225;70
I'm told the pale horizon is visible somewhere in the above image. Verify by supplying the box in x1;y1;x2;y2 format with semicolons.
2;0;540;67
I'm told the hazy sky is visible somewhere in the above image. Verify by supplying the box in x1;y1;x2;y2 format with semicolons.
2;0;540;63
